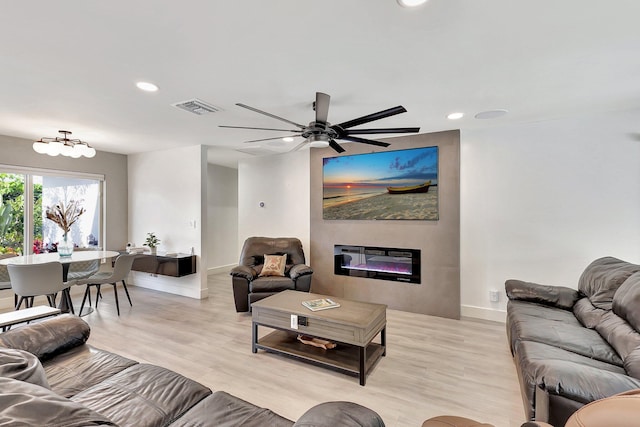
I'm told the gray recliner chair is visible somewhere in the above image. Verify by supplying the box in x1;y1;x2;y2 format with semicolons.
230;237;313;312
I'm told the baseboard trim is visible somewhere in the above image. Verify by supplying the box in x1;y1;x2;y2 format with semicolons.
461;304;506;323
207;264;235;276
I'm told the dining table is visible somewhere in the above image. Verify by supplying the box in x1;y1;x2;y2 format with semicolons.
0;250;120;314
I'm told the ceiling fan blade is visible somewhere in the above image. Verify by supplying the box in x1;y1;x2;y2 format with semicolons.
343;127;420;135
289;141;308;152
243;135;299;143
335;106;407;130
219;125;303;133
315;92;330;124
328;139;345;153
236;103;306;129
339;135;390;147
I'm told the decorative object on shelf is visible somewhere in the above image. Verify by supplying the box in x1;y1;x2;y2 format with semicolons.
297;335;337;350
33;130;96;158
45;200;85;257
144;232;160;255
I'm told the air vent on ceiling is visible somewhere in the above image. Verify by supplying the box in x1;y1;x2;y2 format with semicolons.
172;98;222;115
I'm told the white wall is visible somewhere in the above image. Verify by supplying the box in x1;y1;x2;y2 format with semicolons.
237;150;311;256
461;110;640;321
207;163;238;272
234;110;640;322
128;145;208;299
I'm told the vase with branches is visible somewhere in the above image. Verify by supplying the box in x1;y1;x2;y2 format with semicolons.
45;200;85;256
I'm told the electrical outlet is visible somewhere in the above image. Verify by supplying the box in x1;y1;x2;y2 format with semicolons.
490;290;500;302
290;314;298;330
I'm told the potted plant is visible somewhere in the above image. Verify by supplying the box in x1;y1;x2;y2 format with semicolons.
144;232;160;254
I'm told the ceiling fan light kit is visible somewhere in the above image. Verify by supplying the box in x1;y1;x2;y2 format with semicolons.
33;130;96;158
221;92;421;154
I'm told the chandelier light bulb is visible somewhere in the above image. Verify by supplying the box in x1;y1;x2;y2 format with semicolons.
33;141;48;154
84;146;96;158
47;141;64;156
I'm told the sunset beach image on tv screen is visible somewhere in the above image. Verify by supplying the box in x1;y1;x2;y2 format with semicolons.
322;146;438;220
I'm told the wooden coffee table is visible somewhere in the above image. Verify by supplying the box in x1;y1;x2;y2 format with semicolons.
251;290;386;386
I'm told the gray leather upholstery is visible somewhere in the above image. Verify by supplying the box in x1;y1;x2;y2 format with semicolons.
230;237;313;312
0;314;385;426
506;257;640;426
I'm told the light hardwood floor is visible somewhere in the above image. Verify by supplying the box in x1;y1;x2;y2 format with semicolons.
8;273;526;426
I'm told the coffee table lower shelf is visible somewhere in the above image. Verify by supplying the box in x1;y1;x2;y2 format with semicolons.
254;329;384;385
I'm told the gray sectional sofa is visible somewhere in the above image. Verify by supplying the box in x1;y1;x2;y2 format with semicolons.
506;256;640;426
0;314;384;426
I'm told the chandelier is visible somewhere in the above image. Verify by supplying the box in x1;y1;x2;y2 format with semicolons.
33;130;96;158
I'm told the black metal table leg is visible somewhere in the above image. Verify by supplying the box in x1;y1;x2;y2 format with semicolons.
381;326;386;356
359;346;366;386
252;322;258;353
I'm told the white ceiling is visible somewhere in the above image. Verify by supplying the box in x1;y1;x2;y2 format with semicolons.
1;1;639;167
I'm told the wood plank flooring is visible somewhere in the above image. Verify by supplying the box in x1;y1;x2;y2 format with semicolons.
5;273;525;426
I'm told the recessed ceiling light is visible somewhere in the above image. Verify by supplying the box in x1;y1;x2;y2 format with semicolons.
447;112;464;120
397;0;428;7
475;109;509;120
282;137;294;142
136;81;159;92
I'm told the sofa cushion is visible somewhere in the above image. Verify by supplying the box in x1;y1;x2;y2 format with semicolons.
239;237;306;267
43;344;138;398
0;347;50;389
293;401;386;427
612;272;640;332
513;340;627;420
171;391;293;427
507;300;622;365
578;257;640;310
507;301;584;353
259;254;288;277
0;376;115;426
594;311;640;360
0;314;90;361
623;347;640;380
573;297;608;328
71;363;211;427
250;276;296;293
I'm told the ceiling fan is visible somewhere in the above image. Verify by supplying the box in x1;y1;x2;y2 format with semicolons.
220;92;420;153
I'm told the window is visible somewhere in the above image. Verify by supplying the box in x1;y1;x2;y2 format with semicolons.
0;167;104;255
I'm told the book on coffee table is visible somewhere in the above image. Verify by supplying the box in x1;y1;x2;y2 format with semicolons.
302;298;341;311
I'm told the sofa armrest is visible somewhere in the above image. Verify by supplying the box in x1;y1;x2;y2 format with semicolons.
505;279;580;310
289;264;313;281
521;423;553;427
293;401;385;427
0;314;90;361
230;265;257;281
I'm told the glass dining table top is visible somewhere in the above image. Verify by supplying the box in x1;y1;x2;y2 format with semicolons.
0;251;120;266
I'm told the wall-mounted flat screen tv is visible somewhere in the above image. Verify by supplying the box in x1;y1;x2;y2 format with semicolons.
322;146;439;220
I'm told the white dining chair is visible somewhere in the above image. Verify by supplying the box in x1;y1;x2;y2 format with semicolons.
66;247;102;282
7;262;74;313
0;253;17;291
77;253;136;316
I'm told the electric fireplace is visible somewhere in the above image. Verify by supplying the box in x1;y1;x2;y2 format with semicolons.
334;244;421;284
